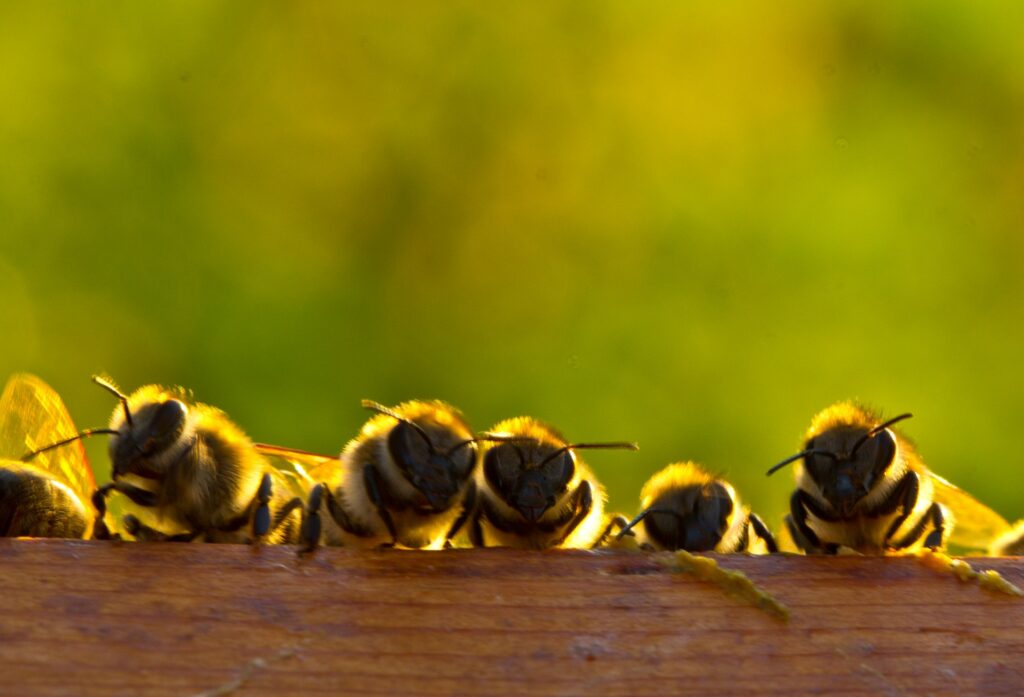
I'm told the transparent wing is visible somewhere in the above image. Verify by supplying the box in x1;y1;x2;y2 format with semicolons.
255;443;338;496
930;472;1010;550
0;373;95;500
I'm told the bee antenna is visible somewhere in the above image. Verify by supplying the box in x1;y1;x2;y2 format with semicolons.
538;441;638;467
615;507;677;540
21;428;121;462
849;412;913;456
444;434;532;457
361;400;437;454
92;375;133;428
766;448;838;476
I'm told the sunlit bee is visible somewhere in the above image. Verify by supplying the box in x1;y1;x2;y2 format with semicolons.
259;400;481;550
617;462;777;553
768;402;1011;555
2;374;102;539
33;377;304;543
471;417;637;549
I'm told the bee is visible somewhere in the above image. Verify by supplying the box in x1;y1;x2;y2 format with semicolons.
767;402;1010;555
32;376;305;544
470;417;637;549
1;373;105;539
615;462;777;553
257;399;483;550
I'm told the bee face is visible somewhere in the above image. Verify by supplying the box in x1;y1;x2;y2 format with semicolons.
108;387;194;480
644;482;734;552
387;416;476;513
803;425;898;516
483;440;574;522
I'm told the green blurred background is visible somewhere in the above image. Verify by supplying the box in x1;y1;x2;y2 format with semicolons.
2;2;1023;527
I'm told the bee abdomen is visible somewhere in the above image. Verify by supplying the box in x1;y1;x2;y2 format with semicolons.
0;468;88;539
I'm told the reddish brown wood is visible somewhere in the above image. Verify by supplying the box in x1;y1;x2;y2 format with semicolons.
1;540;1022;696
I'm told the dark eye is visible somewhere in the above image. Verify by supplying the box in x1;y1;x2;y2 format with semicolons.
868;429;897;474
484;443;522;493
143;399;187;454
387;421;432;476
541;451;574;492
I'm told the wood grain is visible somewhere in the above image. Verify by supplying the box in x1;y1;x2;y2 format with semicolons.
1;540;1022;696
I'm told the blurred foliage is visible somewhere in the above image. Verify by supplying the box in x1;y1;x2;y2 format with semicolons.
1;2;1023;527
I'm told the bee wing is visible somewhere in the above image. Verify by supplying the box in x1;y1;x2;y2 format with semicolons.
930;472;1011;550
0;373;96;500
254;443;338;492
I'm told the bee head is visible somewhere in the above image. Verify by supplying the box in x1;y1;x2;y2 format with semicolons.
107;384;192;480
483;439;575;523
365;401;476;513
642;481;735;552
483;431;637;523
19;376;192;480
768;409;911;516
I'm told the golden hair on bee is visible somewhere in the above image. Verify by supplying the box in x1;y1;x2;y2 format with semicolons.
261;399;482;551
3;374;101;539
31;376;304;544
471;416;637;550
617;462;777;554
769;401;1011;555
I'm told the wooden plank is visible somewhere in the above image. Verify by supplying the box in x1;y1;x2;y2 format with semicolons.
2;540;1023;696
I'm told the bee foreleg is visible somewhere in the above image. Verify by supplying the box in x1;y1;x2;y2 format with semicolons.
554;480;593;547
251;473;274;541
269;496;304;541
922;504;947;550
594;515;630;548
469;508;484;548
122;514;199;543
790;490;821;550
363;465;398;546
107;481;159;508
299;484;324;554
443;479;477;548
91;484;116;540
891;499;947;550
748;513;778;553
878;471;920;544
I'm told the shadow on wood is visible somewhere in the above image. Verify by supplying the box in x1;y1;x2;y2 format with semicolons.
1;540;1023;696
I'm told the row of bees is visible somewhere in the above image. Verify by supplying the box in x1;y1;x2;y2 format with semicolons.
2;373;1023;556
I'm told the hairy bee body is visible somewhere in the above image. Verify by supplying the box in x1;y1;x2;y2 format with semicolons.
472;417;624;550
626;463;776;554
295;400;479;550
0;374;98;539
0;463;89;538
101;384;302;544
773;402;1006;555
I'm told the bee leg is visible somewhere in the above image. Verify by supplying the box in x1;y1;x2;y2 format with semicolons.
363;465;398;547
91;484;117;540
791;489;840;553
921;504;948;550
469;508;485;548
554;480;593;547
108;481;159;508
267;496;304;543
594;515;630;548
748;513;779;553
443;480;477;549
249;473;274;542
894;502;948;550
299;484;324;554
876;471;920;545
122;514;199;543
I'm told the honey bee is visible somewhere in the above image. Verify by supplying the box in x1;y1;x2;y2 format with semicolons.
616;462;777;553
32;376;305;544
257;399;483;550
1;373;106;538
768;402;1010;555
470;417;637;549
